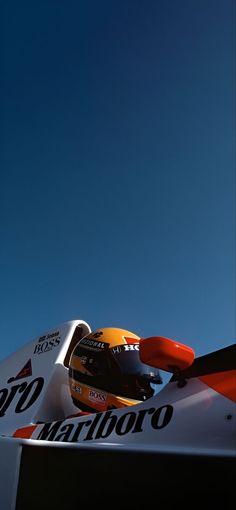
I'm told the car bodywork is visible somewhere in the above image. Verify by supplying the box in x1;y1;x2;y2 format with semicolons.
0;319;235;508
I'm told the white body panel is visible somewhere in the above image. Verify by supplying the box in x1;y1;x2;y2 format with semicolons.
0;320;91;435
28;378;235;454
0;319;235;509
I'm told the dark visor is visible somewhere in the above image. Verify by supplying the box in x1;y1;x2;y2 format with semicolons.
110;345;162;384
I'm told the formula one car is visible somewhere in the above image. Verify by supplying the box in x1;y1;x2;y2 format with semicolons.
0;319;235;509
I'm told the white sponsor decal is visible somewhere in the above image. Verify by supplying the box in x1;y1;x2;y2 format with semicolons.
72;383;82;394
88;389;107;404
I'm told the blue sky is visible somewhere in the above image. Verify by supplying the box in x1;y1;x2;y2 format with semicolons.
1;0;235;364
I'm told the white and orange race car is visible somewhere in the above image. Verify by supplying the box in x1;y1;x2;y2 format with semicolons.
0;319;235;509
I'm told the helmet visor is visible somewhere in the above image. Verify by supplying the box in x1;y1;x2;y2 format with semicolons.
110;344;162;400
111;344;161;381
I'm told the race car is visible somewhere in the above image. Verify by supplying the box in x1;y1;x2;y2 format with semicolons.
0;319;235;509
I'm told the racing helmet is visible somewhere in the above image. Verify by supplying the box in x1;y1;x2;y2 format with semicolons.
68;327;162;413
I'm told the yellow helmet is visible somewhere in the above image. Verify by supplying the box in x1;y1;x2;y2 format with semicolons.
68;327;162;413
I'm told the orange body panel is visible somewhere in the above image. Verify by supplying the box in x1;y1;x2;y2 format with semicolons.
140;336;195;372
199;369;236;403
13;425;37;438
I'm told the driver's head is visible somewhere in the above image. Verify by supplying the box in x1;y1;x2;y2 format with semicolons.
68;327;162;413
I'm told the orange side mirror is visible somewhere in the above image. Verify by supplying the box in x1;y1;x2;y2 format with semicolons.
139;336;195;373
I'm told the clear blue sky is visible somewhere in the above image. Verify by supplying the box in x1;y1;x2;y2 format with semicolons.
1;0;235;363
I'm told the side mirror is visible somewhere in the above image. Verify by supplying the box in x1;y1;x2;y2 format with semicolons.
139;336;195;373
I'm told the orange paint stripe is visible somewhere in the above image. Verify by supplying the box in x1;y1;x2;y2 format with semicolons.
199;369;236;403
13;424;37;438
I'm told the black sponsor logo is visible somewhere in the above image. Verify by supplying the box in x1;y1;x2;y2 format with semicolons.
80;338;105;349
38;331;59;342
38;335;46;342
112;344;139;354
0;377;44;418
34;334;61;355
36;404;173;442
